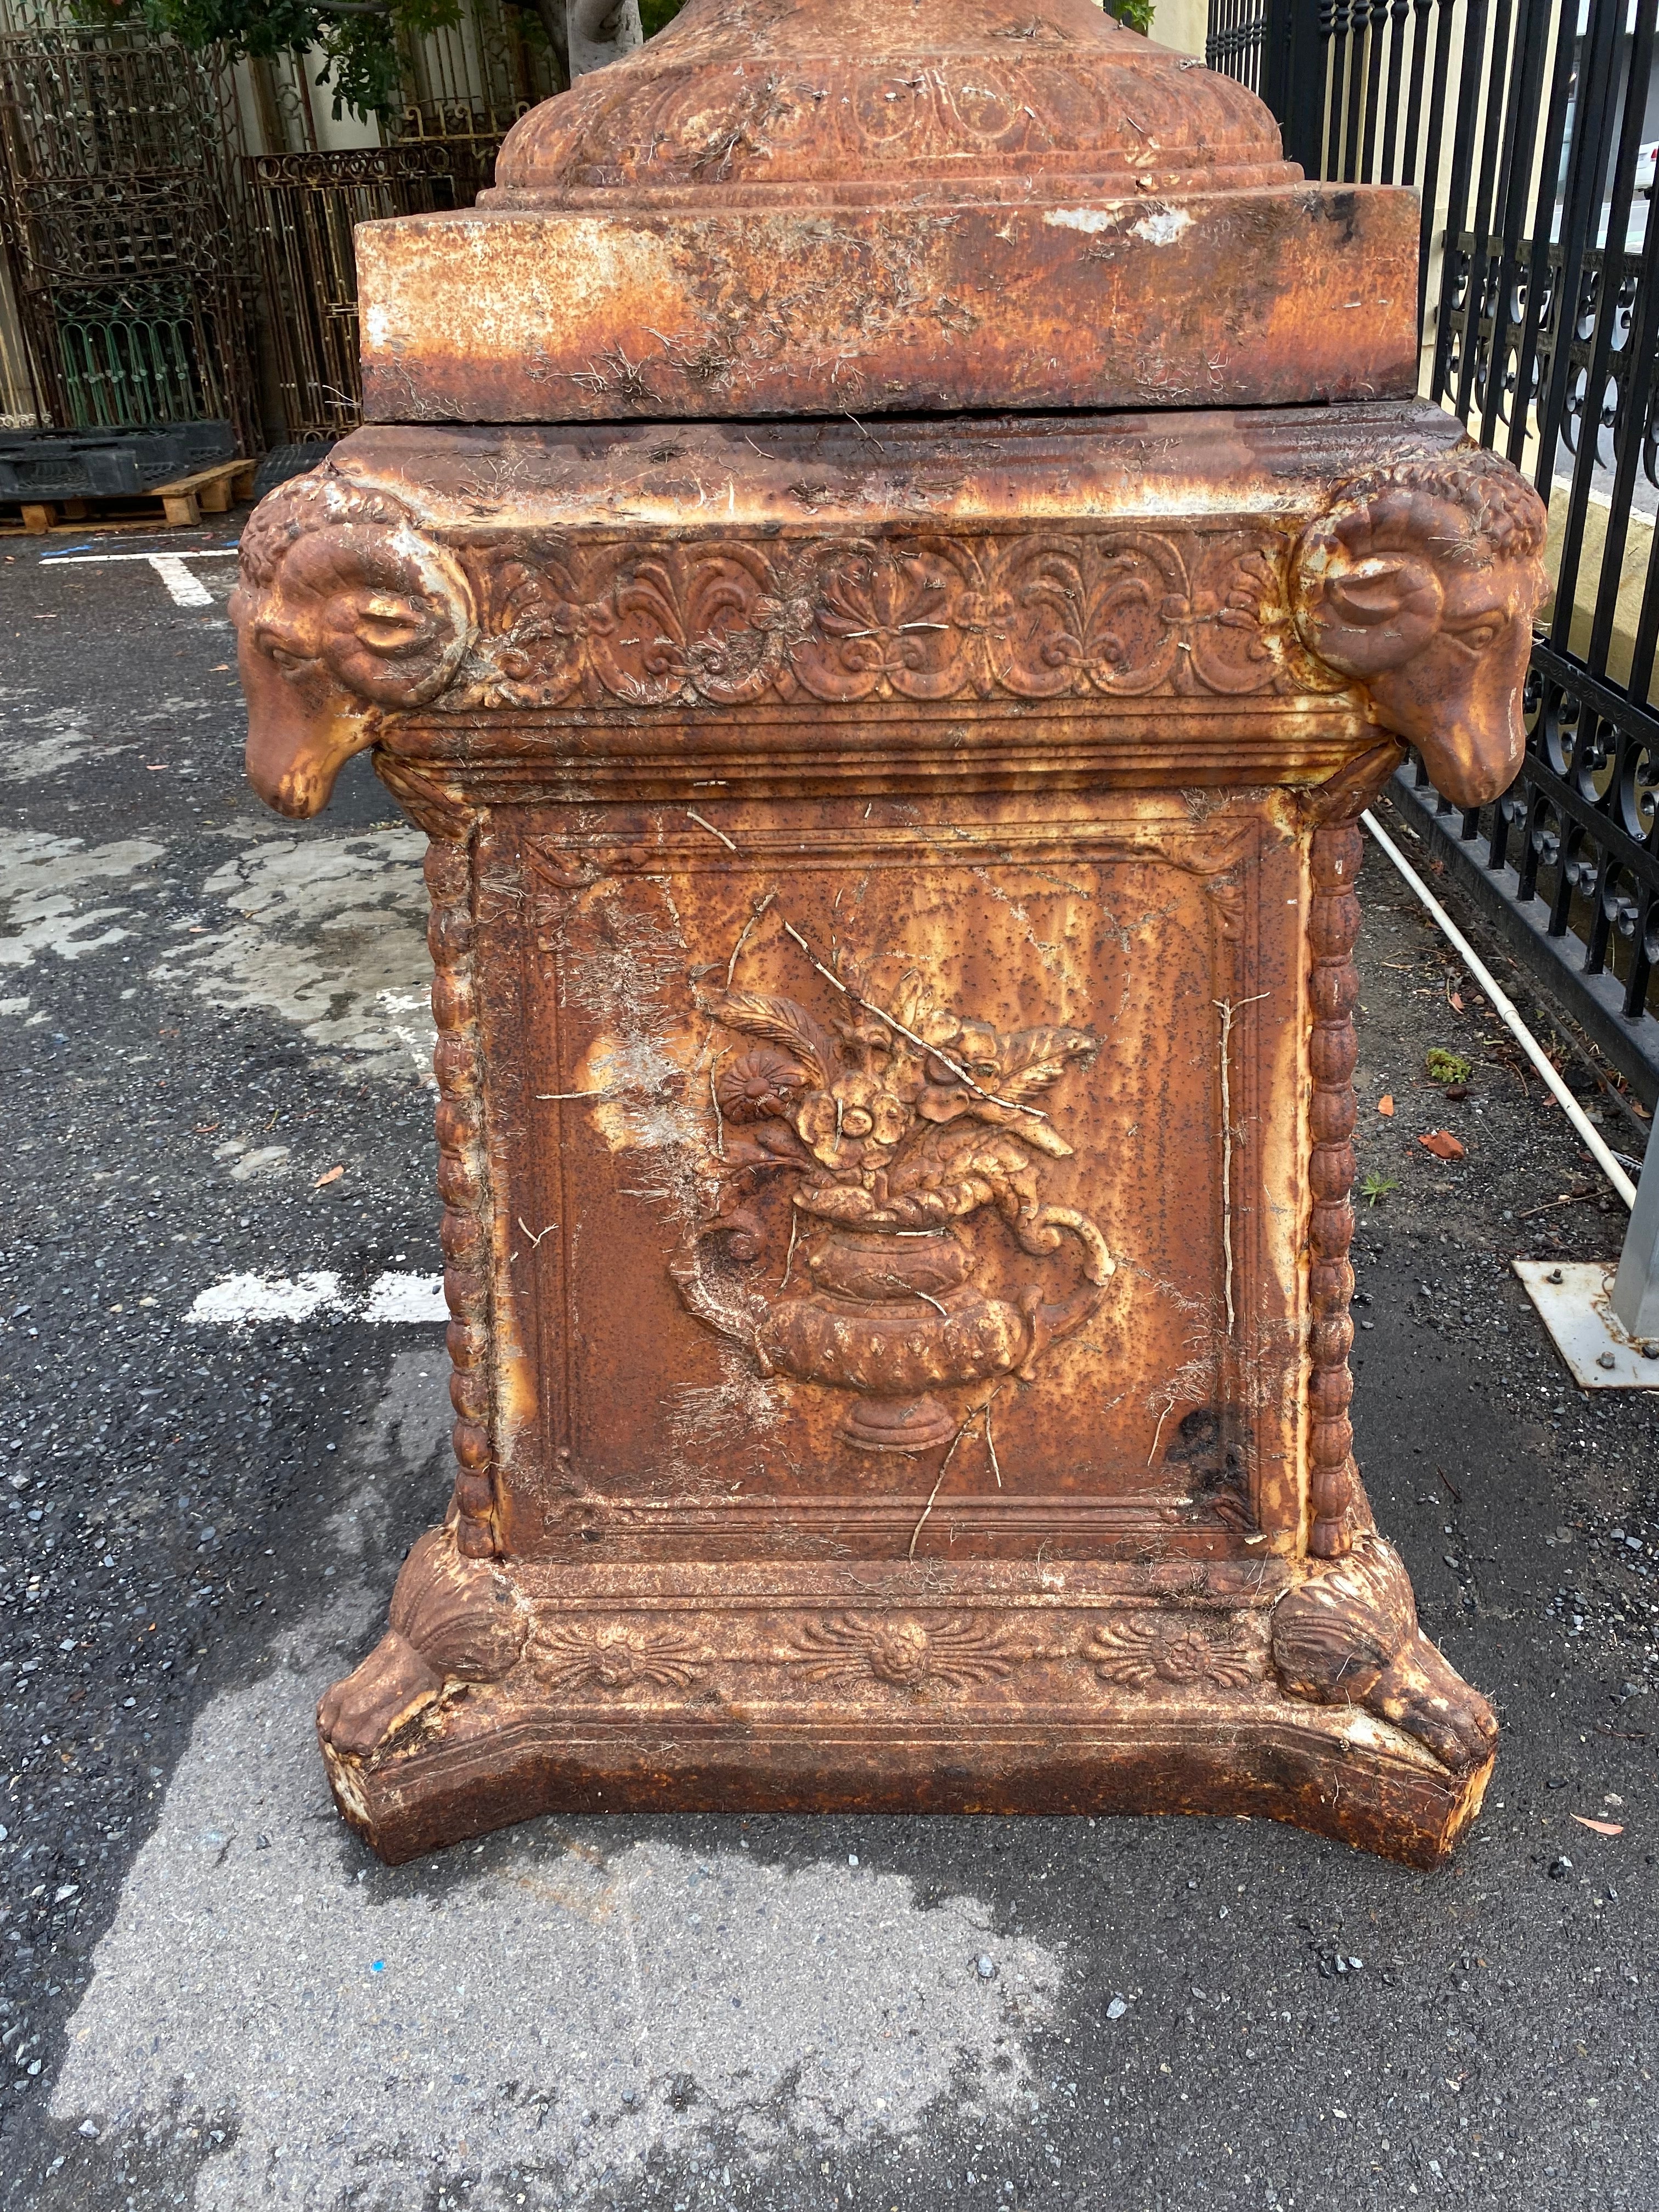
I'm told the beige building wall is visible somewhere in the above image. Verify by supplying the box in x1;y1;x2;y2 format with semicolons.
0;255;37;427
1150;0;1209;58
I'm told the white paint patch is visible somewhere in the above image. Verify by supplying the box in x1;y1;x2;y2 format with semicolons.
1130;207;1194;247
375;985;439;1091
1043;206;1118;234
1;682;214;783
0;701;122;785
154;829;436;1083
0;830;166;970
52;1355;1060;2202
186;1271;343;1324
2;824;437;1084
187;1269;445;1325
227;1144;290;1182
54;1634;1057;2209
360;1269;449;1322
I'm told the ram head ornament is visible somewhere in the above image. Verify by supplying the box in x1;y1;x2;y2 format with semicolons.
1291;449;1549;808
232;471;475;819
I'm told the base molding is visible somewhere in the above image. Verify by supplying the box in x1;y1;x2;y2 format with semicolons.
322;1696;1492;1870
318;1537;1497;1870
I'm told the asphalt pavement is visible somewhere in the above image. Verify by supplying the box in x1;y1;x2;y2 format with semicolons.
1;517;1656;2212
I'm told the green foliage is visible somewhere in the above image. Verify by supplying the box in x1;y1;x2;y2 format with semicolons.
637;0;1154;47
1425;1047;1472;1085
77;0;1157;122
77;0;465;120
1359;1172;1400;1206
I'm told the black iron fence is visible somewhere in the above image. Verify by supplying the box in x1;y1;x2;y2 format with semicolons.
1214;0;1659;1096
1204;0;1268;93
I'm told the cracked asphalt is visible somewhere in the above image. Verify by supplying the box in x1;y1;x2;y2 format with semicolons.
1;522;1656;2211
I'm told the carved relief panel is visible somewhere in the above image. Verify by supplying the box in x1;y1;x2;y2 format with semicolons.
470;792;1305;1561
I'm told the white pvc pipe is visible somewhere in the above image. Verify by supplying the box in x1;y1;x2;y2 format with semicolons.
1360;809;1638;1212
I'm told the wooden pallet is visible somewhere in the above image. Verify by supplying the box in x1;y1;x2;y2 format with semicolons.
7;457;257;535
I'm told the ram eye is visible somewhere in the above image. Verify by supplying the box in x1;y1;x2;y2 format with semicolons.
356;596;428;653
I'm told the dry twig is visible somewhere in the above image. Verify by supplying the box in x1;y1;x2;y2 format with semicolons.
686;809;738;852
1214;993;1269;1335
780;917;1045;1121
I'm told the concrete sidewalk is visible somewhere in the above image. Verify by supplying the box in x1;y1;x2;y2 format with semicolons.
1;532;1655;2211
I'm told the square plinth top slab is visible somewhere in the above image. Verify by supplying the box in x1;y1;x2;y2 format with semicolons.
355;0;1421;426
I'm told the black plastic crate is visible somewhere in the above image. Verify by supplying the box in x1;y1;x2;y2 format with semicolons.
0;422;236;503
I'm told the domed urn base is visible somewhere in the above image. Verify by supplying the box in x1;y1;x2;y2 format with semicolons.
839;1390;960;1454
754;1226;1028;1455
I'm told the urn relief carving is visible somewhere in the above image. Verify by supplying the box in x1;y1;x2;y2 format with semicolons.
233;0;1537;1870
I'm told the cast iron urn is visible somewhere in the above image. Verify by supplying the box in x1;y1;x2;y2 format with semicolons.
234;0;1548;1865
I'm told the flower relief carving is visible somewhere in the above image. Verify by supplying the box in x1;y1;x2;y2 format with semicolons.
538;1620;703;1696
1085;1614;1260;1690
443;526;1312;715
671;932;1114;1455
785;1614;1020;1690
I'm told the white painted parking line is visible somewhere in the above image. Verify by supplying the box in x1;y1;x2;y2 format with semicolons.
39;547;238;608
145;554;214;607
187;1270;446;1326
361;1272;449;1322
187;1272;342;1324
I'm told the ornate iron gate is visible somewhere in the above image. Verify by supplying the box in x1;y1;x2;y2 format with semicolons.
242;0;550;445
0;24;262;449
248;140;499;445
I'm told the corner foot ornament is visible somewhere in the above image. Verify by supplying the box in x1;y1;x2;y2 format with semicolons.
1291;445;1548;809
318;1527;528;1759
1272;1533;1498;1774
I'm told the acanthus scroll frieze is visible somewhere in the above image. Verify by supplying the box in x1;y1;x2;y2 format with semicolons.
450;527;1330;714
234;447;1547;822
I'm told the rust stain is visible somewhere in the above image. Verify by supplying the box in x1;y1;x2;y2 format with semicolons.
355;0;1418;427
231;0;1540;1869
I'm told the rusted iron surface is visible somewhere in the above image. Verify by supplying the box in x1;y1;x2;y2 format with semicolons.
233;0;1551;1863
494;0;1296;198
1291;455;1549;806
320;1554;1491;1872
233;404;1543;819
356;0;1420;424
232;398;1542;1863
